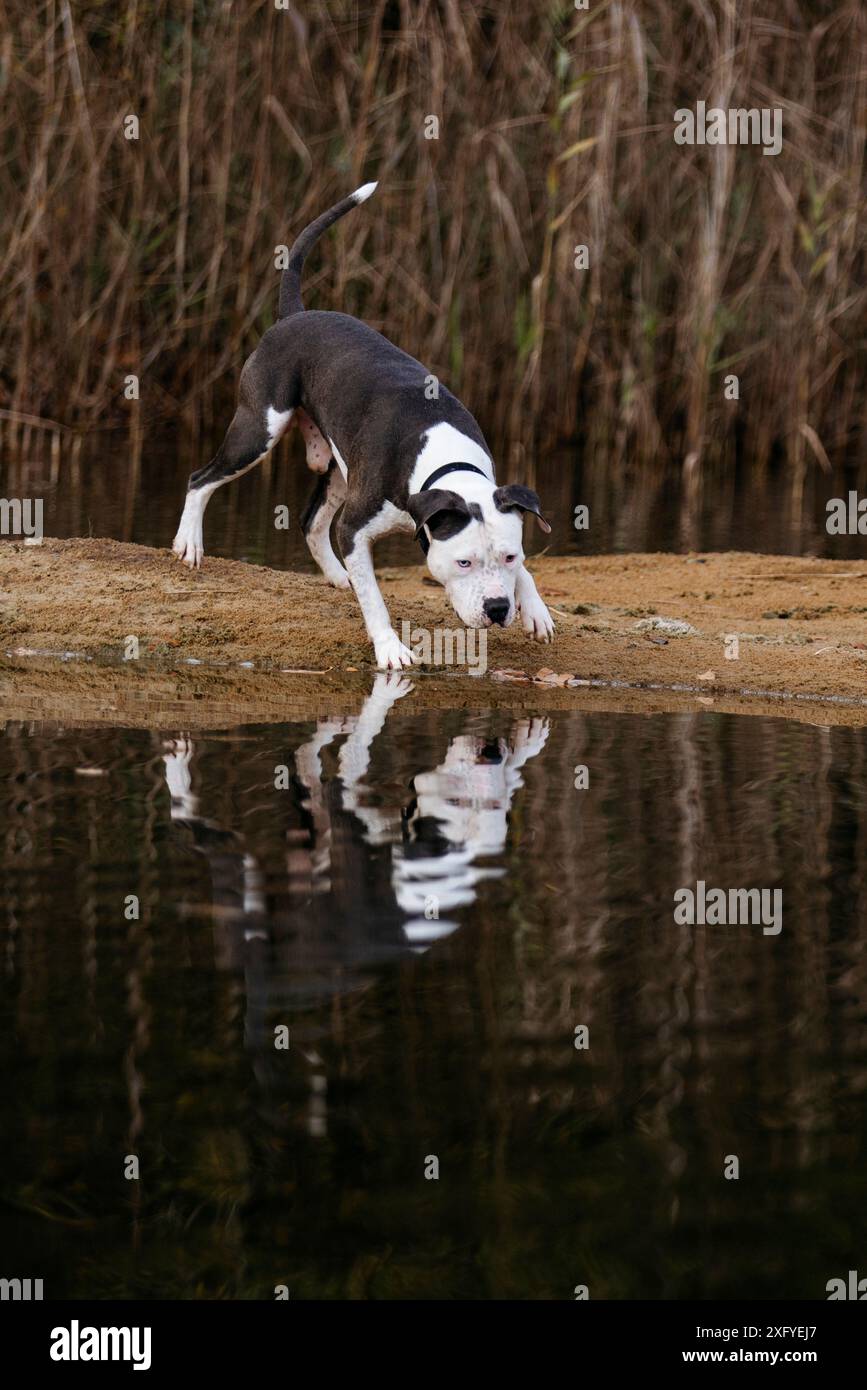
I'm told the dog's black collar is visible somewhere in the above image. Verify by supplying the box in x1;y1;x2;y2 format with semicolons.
420;461;488;492
417;461;488;555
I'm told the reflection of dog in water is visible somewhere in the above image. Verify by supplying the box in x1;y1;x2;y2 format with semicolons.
163;676;549;1003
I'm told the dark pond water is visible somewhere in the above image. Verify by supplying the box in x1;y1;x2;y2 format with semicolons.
5;431;865;567
2;690;866;1299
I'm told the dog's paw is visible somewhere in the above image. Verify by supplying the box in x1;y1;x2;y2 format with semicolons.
371;672;415;701
326;569;352;590
162;734;198;817
511;717;550;758
374;630;417;670
172;533;203;569
521;599;554;642
162;734;194;762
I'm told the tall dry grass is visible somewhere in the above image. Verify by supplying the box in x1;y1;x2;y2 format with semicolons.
0;0;864;483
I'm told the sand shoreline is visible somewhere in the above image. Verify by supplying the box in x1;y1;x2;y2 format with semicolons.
1;538;864;727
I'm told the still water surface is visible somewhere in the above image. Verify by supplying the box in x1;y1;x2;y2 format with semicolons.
2;691;866;1298
8;432;864;565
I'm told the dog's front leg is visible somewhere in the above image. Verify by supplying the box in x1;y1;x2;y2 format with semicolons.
338;512;417;670
338;673;413;840
516;564;554;642
338;672;414;789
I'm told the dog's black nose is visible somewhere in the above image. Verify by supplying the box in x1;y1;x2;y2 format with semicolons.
478;740;503;764
483;598;510;626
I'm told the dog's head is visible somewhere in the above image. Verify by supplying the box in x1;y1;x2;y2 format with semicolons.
406;483;551;628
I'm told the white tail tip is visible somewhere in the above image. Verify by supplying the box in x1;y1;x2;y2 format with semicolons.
352;181;378;204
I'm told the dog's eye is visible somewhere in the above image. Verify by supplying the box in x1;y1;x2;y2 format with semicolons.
505;554;517;563
456;559;472;569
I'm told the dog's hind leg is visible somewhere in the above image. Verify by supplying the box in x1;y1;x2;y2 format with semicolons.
301;461;350;588
173;404;291;569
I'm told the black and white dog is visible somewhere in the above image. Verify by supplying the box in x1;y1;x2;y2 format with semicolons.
172;184;554;669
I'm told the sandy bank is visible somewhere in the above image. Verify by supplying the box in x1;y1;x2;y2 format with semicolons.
0;538;864;727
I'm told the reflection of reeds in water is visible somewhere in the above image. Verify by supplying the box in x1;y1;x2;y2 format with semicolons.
513;713;867;1174
1;0;864;504
2;711;867;1296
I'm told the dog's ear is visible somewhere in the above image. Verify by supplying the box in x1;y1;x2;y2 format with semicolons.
492;484;552;533
406;489;473;541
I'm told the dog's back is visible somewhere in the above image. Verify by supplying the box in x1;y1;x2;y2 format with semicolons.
256;310;489;484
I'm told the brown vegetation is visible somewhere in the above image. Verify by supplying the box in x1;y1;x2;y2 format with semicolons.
1;0;865;485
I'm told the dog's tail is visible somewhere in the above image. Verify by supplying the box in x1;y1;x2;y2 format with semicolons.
278;182;378;319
